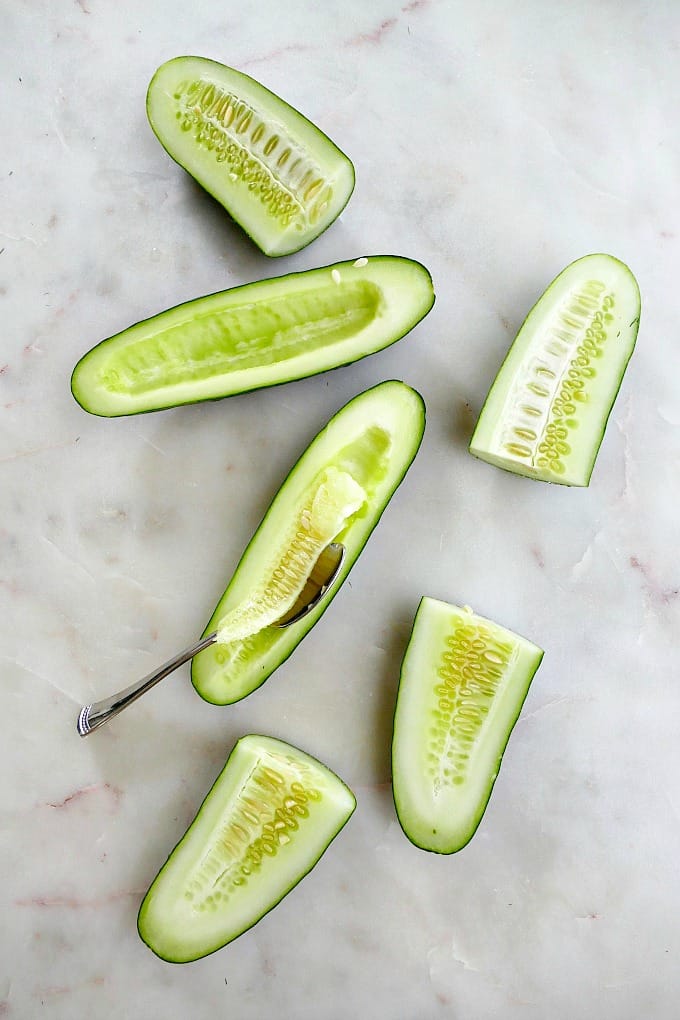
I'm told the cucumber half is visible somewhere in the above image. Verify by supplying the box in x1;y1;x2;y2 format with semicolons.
138;734;356;962
192;380;425;705
391;598;543;854
70;257;434;417
469;254;640;486
146;56;355;256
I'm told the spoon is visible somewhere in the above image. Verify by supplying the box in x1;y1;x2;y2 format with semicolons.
76;542;346;737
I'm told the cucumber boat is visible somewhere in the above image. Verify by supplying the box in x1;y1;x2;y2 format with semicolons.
138;734;356;961
192;380;426;704
71;257;434;417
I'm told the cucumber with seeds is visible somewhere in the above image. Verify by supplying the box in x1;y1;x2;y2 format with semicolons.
392;598;543;854
192;380;425;705
146;56;355;256
469;254;640;486
70;257;434;417
138;734;356;962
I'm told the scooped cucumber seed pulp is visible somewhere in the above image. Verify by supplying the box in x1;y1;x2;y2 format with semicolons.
215;467;366;645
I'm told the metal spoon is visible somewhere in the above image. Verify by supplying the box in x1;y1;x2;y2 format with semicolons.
76;542;346;737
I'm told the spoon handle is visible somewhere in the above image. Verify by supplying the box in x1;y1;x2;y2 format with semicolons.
77;632;217;737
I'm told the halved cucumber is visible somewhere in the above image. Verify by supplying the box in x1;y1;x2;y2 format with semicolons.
70;257;434;417
391;598;543;854
146;56;355;256
469;254;640;486
192;381;425;705
138;734;356;962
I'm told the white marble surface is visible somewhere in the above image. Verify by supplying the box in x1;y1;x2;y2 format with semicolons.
2;1;679;1017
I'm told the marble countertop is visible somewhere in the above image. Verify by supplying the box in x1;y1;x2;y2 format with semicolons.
3;2;679;1017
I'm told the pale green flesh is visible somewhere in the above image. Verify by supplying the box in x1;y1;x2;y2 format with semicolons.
192;381;425;705
138;735;356;962
392;598;543;854
469;254;640;486
70;257;434;417
146;56;355;256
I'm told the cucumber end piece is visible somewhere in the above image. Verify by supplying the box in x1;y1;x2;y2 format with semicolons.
137;734;356;962
146;56;356;257
468;253;641;487
391;598;543;854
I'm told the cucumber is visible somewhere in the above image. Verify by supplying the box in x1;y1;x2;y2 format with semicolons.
469;254;640;486
138;734;356;962
391;598;543;854
146;56;355;256
70;257;434;417
192;380;425;705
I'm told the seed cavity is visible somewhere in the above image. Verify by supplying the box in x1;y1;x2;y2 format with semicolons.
427;617;515;793
172;80;332;231
495;282;614;474
185;752;322;911
103;280;384;398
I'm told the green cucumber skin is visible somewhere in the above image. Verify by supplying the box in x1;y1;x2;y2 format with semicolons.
70;257;434;418
137;734;356;963
192;381;426;705
469;253;641;487
391;598;544;855
146;57;355;257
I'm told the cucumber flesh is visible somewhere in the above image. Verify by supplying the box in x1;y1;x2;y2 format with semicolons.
216;468;366;644
192;381;426;705
138;734;356;962
70;257;434;417
146;56;355;256
469;254;640;486
391;598;543;854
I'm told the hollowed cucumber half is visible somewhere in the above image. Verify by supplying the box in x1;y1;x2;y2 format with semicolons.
192;380;425;705
392;598;543;854
138;734;356;962
70;257;434;417
469;254;640;486
146;56;355;256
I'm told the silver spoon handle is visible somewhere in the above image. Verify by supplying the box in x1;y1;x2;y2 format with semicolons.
77;632;217;737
